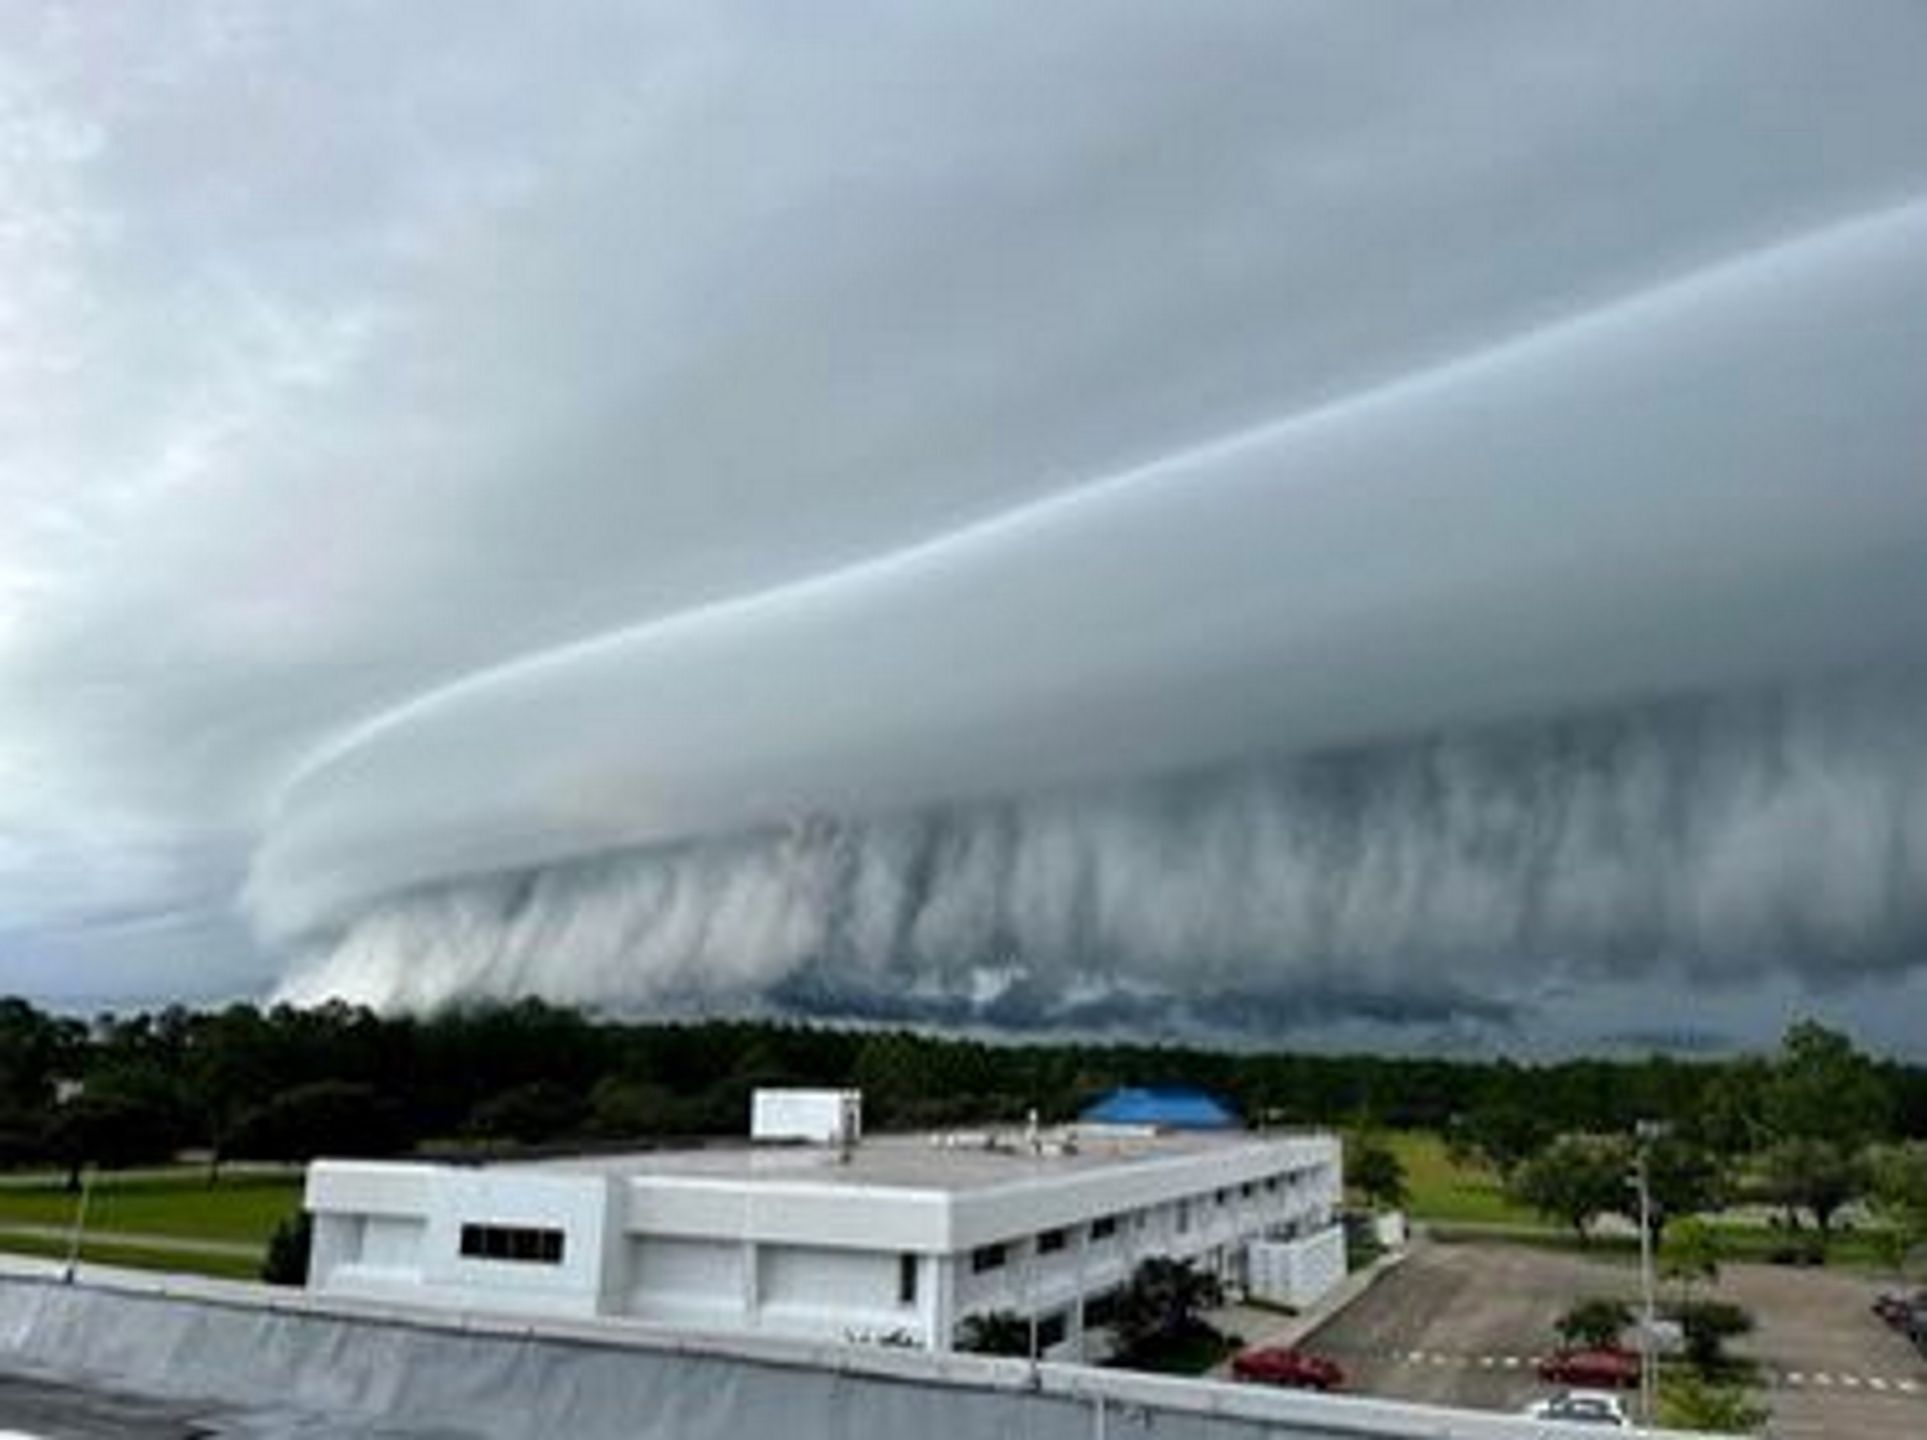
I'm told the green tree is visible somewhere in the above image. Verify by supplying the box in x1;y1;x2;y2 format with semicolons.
1448;1103;1553;1180
464;1082;587;1145
1762;1021;1890;1151
1666;1298;1754;1375
955;1310;1032;1356
1868;1141;1927;1279
1510;1136;1629;1241
1662;1217;1724;1305
1348;1133;1409;1211
44;1091;183;1190
224;1081;409;1162
1640;1136;1725;1244
1109;1256;1224;1360
1555;1297;1632;1349
1758;1136;1865;1248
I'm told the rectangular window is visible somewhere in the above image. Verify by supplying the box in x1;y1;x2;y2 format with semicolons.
1035;1310;1068;1350
459;1223;565;1266
1240;1182;1255;1198
971;1243;1007;1273
899;1253;919;1305
1265;1176;1281;1192
1038;1227;1068;1255
1215;1188;1230;1207
1090;1215;1118;1241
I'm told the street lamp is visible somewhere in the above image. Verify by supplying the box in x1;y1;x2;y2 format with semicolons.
1632;1119;1668;1426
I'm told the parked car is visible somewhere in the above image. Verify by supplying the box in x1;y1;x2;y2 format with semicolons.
1230;1346;1345;1391
1536;1347;1639;1389
1520;1390;1630;1428
1873;1290;1927;1327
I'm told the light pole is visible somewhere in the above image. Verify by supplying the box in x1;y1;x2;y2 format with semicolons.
62;1164;95;1283
1633;1119;1666;1426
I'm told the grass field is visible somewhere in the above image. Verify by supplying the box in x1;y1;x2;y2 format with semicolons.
0;1170;303;1246
1379;1130;1542;1226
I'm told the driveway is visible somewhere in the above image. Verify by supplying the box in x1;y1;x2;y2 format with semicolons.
1294;1239;1926;1439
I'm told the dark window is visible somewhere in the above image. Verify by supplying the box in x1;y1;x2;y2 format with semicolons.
1215;1188;1230;1206
1038;1227;1068;1255
1035;1310;1068;1350
1090;1215;1118;1241
459;1223;565;1265
1083;1289;1121;1329
971;1243;1007;1273
1265;1176;1281;1192
1240;1182;1255;1198
899;1253;919;1305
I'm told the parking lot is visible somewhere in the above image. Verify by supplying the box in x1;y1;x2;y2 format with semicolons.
1302;1240;1926;1438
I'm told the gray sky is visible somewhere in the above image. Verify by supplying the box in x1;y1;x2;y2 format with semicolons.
3;3;1925;1052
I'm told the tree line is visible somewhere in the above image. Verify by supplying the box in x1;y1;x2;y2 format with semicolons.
0;995;1924;1199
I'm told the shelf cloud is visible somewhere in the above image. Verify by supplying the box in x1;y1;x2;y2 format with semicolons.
3;3;1926;1048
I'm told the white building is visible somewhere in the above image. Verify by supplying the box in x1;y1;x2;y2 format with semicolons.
304;1093;1344;1361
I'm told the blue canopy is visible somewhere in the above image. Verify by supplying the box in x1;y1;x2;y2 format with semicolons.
1079;1085;1240;1130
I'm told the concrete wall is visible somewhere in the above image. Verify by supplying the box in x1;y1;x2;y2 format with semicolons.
0;1263;1686;1440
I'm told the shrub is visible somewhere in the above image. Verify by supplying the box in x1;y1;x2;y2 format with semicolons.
261;1212;312;1287
1666;1298;1754;1373
1555;1297;1633;1350
955;1310;1031;1356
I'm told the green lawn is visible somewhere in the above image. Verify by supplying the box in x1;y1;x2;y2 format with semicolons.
0;1229;263;1282
0;1169;303;1247
1379;1130;1542;1226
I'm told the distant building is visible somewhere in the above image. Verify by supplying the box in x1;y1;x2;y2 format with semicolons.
1079;1085;1240;1130
305;1090;1343;1359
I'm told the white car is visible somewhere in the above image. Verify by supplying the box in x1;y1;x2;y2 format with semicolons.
1520;1390;1630;1428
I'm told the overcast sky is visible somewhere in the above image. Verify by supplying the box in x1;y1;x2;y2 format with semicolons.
3;4;1925;1053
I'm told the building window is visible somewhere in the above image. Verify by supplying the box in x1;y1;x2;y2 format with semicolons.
899;1253;919;1305
1038;1227;1068;1255
1215;1188;1230;1207
1265;1176;1281;1192
1082;1289;1121;1329
458;1223;565;1265
1035;1310;1068;1350
1090;1215;1118;1241
971;1243;1007;1273
1176;1200;1191;1234
1240;1182;1255;1198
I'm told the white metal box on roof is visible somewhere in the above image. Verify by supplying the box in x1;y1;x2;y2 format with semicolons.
750;1088;861;1146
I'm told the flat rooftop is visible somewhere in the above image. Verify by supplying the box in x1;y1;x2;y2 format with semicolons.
507;1127;1328;1195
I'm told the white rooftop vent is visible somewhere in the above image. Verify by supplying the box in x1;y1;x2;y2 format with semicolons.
751;1088;862;1147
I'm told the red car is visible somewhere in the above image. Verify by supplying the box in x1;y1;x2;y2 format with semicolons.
1230;1347;1346;1391
1537;1347;1640;1390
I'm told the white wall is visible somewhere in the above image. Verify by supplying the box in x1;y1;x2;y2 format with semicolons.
1248;1224;1346;1310
758;1244;910;1342
625;1237;746;1325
